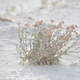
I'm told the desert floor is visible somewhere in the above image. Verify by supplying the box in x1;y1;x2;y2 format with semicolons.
0;0;80;80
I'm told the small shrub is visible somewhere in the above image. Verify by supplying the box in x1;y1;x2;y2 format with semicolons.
51;0;67;7
41;0;47;5
16;20;80;65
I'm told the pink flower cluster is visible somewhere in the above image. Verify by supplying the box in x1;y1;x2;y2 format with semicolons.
66;25;77;30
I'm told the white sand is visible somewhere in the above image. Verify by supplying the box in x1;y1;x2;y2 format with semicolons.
0;0;80;80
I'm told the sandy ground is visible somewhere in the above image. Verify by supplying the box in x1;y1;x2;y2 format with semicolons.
0;0;80;80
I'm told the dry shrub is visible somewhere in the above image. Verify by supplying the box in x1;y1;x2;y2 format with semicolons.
16;20;80;65
41;0;47;5
51;0;67;7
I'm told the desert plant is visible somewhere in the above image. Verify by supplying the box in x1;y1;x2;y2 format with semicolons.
41;0;47;5
16;20;80;65
51;0;67;7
